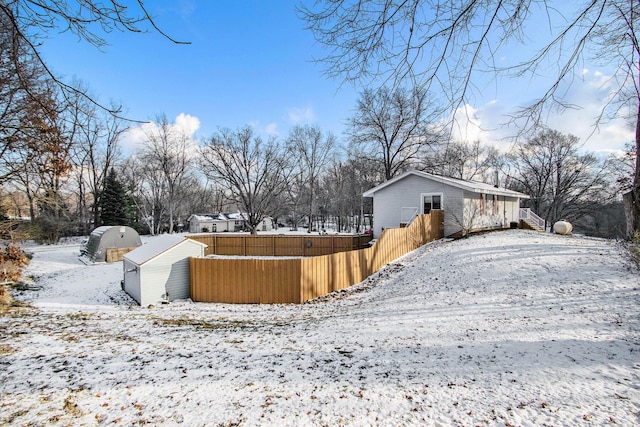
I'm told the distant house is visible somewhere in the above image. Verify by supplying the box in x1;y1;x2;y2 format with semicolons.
187;214;233;233
363;170;530;238
122;235;207;306
226;212;274;232
188;212;274;233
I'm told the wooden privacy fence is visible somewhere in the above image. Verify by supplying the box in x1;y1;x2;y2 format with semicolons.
186;233;373;257
190;211;444;304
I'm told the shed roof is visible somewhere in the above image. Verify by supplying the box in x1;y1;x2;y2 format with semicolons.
363;170;530;199
124;235;206;266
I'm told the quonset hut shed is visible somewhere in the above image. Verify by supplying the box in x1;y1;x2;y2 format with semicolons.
83;226;142;263
122;235;207;306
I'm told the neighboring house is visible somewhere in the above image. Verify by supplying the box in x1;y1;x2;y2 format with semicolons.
187;214;233;233
227;212;274;232
363;170;530;238
122;235;207;306
188;212;274;233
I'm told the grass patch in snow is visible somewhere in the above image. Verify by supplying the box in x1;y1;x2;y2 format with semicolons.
0;299;32;317
154;316;259;330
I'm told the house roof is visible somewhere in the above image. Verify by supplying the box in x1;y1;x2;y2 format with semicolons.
124;235;207;266
362;170;530;199
188;213;230;222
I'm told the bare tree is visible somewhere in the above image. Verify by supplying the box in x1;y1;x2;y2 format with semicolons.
300;0;640;237
421;140;494;181
286;124;336;231
506;128;611;226
121;154;167;235
322;155;380;232
0;1;188;117
0;9;48;185
200;126;289;235
139;114;193;233
67;84;124;233
347;86;439;180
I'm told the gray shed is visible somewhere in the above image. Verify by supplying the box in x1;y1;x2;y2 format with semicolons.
83;226;142;263
122;235;207;306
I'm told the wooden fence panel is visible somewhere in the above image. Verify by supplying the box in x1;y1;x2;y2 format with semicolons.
105;247;138;263
187;234;373;257
190;211;444;304
190;257;303;303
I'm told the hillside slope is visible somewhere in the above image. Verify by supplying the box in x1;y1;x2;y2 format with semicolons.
1;230;639;426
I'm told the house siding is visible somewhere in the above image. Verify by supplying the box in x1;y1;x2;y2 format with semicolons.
457;191;523;234
372;174;464;237
367;172;527;238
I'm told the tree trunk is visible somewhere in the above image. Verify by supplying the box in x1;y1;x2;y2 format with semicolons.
629;97;640;239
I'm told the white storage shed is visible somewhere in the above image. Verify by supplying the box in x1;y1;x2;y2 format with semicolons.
122;235;207;306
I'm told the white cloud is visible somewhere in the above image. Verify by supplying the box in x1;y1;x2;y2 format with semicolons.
265;123;279;136
446;69;634;155
449;104;485;143
445;102;515;152
288;105;315;124
247;121;280;137
175;113;201;137
119;113;201;154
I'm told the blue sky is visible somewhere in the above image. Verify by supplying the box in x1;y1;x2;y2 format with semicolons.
38;1;634;155
40;1;358;145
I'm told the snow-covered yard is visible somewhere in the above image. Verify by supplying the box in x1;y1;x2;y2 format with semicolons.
1;230;639;426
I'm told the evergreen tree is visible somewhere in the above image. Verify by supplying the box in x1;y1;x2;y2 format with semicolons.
99;168;127;226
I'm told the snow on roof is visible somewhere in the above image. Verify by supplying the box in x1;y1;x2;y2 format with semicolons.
225;212;246;220
189;213;235;222
363;170;530;199
123;235;205;265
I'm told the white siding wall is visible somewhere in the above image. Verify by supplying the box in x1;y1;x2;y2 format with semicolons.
122;258;142;304
131;241;205;306
369;174;525;237
453;192;521;234
371;174;464;237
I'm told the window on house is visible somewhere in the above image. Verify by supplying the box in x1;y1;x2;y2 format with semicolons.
212;224;217;232
422;194;443;214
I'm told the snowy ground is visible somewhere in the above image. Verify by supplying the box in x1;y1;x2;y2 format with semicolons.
1;230;639;426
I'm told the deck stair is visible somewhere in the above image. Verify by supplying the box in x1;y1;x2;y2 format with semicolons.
519;208;545;231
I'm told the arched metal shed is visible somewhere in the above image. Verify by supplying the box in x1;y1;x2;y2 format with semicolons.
83;226;142;263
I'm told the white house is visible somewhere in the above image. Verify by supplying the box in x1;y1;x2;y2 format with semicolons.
188;212;274;233
122;235;207;306
187;214;234;233
363;170;530;238
226;212;274;232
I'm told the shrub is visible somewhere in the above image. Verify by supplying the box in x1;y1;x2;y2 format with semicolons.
0;246;29;306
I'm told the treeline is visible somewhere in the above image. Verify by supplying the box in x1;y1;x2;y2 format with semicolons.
0;15;634;241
